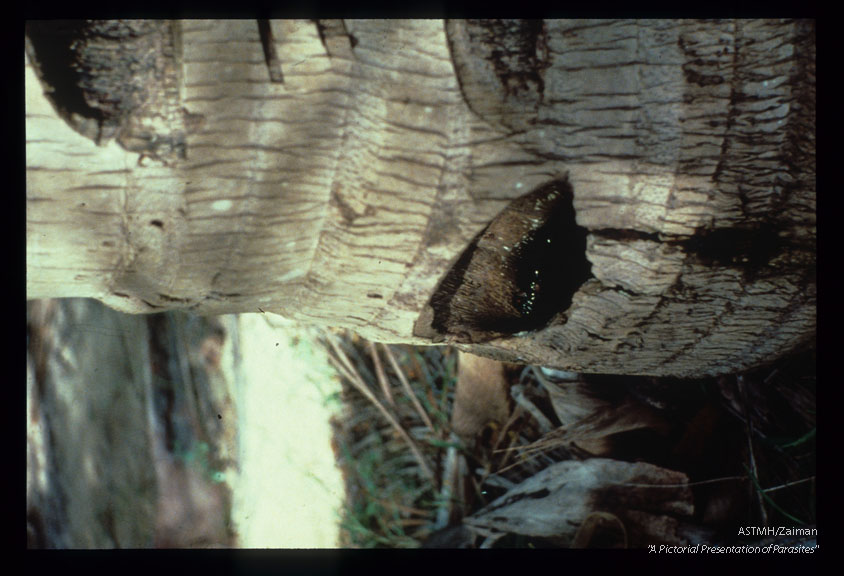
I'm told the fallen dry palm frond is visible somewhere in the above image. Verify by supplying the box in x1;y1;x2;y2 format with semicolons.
367;340;396;409
463;458;695;548
323;331;469;547
381;343;435;432
325;332;435;483
572;511;628;549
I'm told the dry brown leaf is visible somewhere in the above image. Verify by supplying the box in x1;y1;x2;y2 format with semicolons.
451;352;512;444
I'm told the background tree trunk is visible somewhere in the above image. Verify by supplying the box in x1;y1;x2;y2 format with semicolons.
26;19;815;376
27;299;236;547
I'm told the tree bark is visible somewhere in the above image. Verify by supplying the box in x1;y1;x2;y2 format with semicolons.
26;19;815;376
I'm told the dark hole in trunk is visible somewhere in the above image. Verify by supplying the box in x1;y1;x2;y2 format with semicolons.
418;176;592;343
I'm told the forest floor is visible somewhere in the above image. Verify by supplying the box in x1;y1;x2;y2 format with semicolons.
26;300;816;549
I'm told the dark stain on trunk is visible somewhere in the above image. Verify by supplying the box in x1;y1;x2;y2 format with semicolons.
445;19;550;133
258;19;284;84
25;20;202;163
314;19;358;59
591;223;789;282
